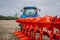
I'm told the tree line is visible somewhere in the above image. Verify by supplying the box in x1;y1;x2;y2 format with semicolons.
0;15;18;20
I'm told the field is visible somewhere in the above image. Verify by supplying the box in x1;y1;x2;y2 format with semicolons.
0;20;20;40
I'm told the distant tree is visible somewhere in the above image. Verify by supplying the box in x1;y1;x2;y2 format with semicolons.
0;15;17;20
0;15;3;20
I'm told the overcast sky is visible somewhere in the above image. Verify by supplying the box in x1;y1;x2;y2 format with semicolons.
0;0;60;17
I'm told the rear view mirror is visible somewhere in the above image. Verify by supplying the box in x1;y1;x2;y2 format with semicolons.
21;9;24;12
36;9;41;12
38;9;41;12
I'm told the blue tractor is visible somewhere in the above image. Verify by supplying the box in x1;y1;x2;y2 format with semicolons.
20;6;40;18
19;6;40;30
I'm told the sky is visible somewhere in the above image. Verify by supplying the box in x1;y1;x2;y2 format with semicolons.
0;0;60;17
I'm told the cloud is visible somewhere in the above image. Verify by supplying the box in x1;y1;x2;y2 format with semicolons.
0;0;60;17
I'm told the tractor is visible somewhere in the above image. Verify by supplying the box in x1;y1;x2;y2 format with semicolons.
20;6;40;18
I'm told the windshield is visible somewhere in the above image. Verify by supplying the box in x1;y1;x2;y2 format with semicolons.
24;9;36;16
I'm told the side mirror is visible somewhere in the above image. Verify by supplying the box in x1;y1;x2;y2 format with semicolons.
36;9;41;12
38;9;41;12
21;9;24;12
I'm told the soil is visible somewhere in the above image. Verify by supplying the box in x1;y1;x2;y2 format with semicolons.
0;20;20;40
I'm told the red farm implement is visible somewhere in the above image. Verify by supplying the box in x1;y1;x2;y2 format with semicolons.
14;16;60;40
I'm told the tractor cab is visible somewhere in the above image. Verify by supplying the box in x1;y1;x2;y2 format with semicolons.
21;6;40;18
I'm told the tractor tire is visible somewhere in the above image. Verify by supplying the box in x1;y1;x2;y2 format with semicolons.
19;24;22;31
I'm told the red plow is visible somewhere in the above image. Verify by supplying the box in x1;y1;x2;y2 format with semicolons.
14;16;60;40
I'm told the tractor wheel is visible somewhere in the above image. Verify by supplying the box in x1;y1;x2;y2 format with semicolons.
19;24;22;31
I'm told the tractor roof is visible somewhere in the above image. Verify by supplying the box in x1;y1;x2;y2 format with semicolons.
24;6;37;9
